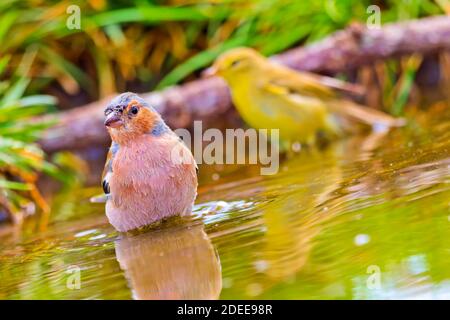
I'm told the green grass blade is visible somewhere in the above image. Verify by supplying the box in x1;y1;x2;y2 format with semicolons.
39;46;95;95
156;36;249;89
0;179;31;191
0;77;30;108
90;6;207;26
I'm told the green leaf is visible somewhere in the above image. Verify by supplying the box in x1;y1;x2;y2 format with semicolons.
39;46;95;95
156;36;249;89
104;24;126;46
89;6;207;26
391;56;422;116
18;94;57;107
0;11;18;43
259;25;311;55
0;55;11;76
391;69;416;116
0;105;52;122
0;179;31;191
0;77;30;108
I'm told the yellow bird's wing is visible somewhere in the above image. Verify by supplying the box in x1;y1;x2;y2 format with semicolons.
266;63;365;98
264;67;335;99
264;64;404;128
258;81;331;126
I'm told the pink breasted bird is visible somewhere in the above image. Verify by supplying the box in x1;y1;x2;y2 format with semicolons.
102;92;198;232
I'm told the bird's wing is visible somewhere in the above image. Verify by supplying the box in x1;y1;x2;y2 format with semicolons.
259;81;329;124
266;64;365;98
102;142;119;195
263;66;404;128
264;68;335;98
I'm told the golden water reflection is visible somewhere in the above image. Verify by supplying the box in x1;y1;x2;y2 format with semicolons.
115;223;221;300
0;108;449;299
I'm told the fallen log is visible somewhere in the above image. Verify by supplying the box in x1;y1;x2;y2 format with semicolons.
40;77;236;152
40;15;450;152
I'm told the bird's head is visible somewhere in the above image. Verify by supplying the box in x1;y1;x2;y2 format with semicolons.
104;92;168;144
205;47;265;83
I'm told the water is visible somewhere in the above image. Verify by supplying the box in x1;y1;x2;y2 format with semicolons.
0;108;449;299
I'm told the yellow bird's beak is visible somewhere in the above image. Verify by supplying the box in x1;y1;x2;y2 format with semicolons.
202;65;219;78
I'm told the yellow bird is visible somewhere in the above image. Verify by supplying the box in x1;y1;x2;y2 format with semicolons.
206;47;404;148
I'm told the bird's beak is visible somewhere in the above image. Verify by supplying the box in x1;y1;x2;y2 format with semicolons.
104;113;123;128
203;65;218;78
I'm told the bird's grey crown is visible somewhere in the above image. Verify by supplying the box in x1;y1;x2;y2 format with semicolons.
105;92;156;114
105;92;169;136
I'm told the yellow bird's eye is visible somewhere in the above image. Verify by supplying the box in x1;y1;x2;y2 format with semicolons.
231;59;242;68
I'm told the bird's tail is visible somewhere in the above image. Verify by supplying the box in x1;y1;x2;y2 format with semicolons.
315;75;366;97
326;100;406;129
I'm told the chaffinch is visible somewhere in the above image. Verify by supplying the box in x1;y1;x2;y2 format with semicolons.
102;92;198;232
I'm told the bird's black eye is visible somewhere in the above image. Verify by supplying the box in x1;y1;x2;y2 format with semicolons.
231;59;242;68
105;108;112;116
130;106;139;115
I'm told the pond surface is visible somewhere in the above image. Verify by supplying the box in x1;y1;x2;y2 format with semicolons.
0;106;449;299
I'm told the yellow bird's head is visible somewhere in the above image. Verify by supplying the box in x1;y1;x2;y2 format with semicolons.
206;47;266;84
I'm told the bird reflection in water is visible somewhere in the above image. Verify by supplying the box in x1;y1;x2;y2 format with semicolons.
115;222;221;299
253;131;394;282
